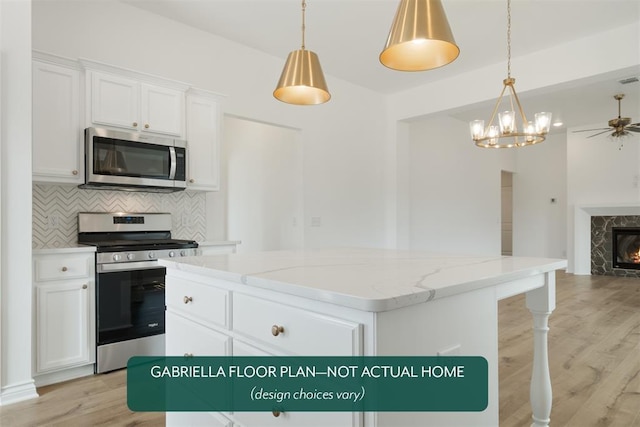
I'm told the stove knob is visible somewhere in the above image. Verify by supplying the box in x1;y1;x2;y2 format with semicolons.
169;251;175;257
180;250;186;257
113;254;121;262
148;252;156;259
126;253;134;261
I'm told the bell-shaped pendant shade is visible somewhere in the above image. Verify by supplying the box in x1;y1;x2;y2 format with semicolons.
380;0;459;71
274;49;330;105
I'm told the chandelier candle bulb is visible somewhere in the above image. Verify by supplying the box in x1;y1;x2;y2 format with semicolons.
535;112;552;134
488;125;499;146
470;120;485;140
499;111;516;134
525;121;535;142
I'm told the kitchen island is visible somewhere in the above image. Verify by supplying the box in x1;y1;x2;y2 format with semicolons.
159;248;567;427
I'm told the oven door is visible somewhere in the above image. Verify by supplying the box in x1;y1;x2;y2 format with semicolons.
96;264;166;346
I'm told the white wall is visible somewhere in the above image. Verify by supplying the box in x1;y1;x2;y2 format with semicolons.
512;132;567;259
0;0;38;405
225;117;303;253
31;0;389;250
567;119;640;272
386;19;639;261
406;115;504;256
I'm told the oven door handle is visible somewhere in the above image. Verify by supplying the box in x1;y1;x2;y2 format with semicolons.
98;261;163;273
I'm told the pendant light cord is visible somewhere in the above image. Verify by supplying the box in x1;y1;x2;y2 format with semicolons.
506;0;511;79
301;0;306;50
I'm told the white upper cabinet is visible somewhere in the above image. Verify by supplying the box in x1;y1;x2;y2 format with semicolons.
83;60;188;138
89;71;139;131
140;83;184;136
186;90;223;191
32;53;222;191
88;71;185;137
32;53;83;184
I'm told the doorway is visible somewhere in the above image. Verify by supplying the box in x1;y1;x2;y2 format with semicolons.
224;117;304;253
501;171;513;256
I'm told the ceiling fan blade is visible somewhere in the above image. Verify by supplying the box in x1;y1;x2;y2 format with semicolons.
573;128;609;133
586;130;612;138
626;127;640;133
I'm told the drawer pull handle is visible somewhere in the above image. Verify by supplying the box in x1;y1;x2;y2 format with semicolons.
82;284;88;289
272;410;282;417
133;122;138;127
144;123;150;129
72;170;78;175
184;353;193;358
271;325;285;336
61;266;68;272
183;296;193;304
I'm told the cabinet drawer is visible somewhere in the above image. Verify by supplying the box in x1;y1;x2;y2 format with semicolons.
234;410;358;427
232;293;362;356
166;311;230;357
34;256;92;282
166;276;229;329
167;411;232;427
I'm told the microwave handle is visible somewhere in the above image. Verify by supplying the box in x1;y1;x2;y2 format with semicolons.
169;147;177;179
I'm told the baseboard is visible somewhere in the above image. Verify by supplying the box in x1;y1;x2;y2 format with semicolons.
0;380;39;406
33;364;95;387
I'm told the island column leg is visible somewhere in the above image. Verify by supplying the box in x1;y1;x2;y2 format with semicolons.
525;271;556;427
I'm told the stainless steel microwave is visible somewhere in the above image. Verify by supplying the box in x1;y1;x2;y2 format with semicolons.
80;127;187;192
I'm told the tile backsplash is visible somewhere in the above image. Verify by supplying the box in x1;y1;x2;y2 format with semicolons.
33;184;206;249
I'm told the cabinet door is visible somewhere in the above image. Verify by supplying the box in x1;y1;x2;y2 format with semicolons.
32;60;83;184
165;311;230;357
233;340;360;426
90;71;139;131
186;94;221;191
36;280;93;372
140;83;184;136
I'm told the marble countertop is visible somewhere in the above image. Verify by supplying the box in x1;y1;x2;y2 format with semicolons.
159;247;567;312
33;245;96;254
197;240;241;246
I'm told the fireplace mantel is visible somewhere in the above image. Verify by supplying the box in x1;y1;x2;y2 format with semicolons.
573;203;640;275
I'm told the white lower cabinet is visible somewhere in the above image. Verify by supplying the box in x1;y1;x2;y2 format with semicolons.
165;311;230;357
165;273;364;427
166;411;233;427
33;249;96;386
232;340;358;427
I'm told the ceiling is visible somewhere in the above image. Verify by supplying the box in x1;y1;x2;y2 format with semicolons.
123;0;640;130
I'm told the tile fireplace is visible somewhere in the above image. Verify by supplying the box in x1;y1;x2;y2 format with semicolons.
590;214;640;277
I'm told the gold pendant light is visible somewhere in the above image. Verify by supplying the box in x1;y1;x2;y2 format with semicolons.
274;0;330;105
469;0;551;148
380;0;459;71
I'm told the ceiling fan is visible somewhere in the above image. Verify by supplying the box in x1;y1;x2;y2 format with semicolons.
574;93;640;139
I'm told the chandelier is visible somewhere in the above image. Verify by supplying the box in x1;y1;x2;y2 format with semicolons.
273;0;330;105
469;0;551;148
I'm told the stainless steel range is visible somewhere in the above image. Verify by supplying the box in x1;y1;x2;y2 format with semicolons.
78;212;198;373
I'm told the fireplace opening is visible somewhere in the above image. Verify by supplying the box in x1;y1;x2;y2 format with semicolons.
612;227;640;269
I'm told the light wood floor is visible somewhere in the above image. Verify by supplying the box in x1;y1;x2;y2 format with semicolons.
1;271;639;426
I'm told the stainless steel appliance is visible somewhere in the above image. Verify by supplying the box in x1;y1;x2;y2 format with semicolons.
80;127;187;192
78;212;198;373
